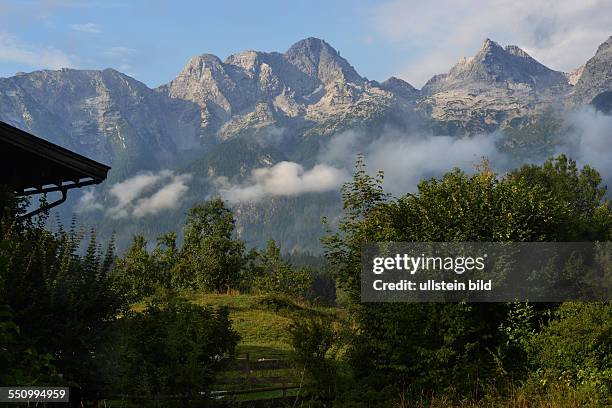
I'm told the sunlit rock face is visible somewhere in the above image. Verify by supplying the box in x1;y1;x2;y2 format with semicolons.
419;39;573;133
572;36;612;104
157;37;416;141
0;68;202;166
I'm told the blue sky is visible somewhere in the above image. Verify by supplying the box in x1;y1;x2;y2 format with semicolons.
1;0;611;88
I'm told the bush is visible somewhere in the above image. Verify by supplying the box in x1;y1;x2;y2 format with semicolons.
527;301;612;404
290;317;339;405
1;214;124;400
0;304;58;386
107;295;240;399
251;240;314;298
321;155;612;404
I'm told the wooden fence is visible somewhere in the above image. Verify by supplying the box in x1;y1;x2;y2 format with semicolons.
105;353;302;407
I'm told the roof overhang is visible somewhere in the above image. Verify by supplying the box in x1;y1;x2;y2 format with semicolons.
0;121;111;219
0;121;110;196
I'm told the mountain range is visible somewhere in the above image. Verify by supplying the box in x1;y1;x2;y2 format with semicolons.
1;36;611;252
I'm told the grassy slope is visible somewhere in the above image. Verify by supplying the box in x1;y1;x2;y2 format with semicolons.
186;293;339;402
185;292;340;360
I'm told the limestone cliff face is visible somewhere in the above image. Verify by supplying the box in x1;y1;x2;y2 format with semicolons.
419;39;572;133
2;35;612;165
0;68;202;166
423;39;568;93
157;37;412;140
573;36;612;104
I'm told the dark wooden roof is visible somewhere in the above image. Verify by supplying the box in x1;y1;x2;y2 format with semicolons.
0;121;110;196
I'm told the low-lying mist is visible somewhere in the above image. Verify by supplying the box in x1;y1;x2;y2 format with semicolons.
80;106;612;217
215;106;612;202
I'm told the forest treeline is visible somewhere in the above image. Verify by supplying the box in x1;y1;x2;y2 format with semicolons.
1;154;611;407
113;197;317;300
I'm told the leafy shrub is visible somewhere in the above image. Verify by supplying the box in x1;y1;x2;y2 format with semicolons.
108;295;240;399
0;304;58;386
1;213;124;399
290;317;339;406
251;240;314;298
528;301;612;404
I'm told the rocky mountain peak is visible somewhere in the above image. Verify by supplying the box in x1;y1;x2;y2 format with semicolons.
284;37;362;85
224;50;272;72
380;76;419;99
162;53;237;107
286;37;336;58
156;37;380;141
480;38;503;52
0;67;202;165
423;38;567;94
179;54;225;77
573;35;612;103
470;38;506;63
596;35;612;53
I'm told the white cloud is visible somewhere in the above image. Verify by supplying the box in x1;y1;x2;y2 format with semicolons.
215;161;348;203
367;134;506;194
318;106;612;197
70;22;101;33
559;107;612;186
320;130;508;196
215;130;510;204
108;171;169;216
371;0;612;86
82;111;612;216
0;31;75;69
76;189;103;212
108;170;191;218
132;174;192;217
